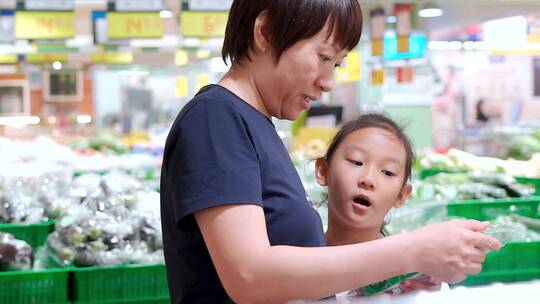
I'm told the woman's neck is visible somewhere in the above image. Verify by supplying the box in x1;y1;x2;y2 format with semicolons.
325;219;383;246
218;64;271;118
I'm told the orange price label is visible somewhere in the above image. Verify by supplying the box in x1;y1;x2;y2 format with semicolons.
108;12;163;38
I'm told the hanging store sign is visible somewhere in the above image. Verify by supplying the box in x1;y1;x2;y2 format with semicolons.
384;34;426;61
107;12;164;38
397;66;414;83
0;54;17;64
371;69;384;85
395;4;412;53
335;51;361;83
26;53;68;63
180;11;228;37
175;50;188;66
370;7;385;57
176;76;189;98
195;73;210;91
15;11;74;39
92;52;133;64
397;36;410;53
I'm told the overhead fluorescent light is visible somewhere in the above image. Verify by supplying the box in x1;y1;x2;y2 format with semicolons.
52;61;62;70
130;35;179;48
428;41;462;51
118;70;149;76
76;115;92;124
418;5;443;18
0;116;40;126
160;10;173;19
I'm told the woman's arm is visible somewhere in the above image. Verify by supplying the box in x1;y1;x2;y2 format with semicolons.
195;204;499;304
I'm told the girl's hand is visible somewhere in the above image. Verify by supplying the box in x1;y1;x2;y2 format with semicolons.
398;276;442;294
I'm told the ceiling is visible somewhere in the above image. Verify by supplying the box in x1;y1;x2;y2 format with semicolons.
358;0;540;32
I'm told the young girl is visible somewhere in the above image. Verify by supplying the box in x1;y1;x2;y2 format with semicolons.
315;113;442;295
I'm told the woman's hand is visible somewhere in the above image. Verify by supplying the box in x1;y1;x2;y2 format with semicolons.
406;219;501;284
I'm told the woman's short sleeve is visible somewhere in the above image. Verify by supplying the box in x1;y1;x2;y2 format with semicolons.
163;96;262;228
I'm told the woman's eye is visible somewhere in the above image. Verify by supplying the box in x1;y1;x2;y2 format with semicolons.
382;170;395;177
334;62;343;69
348;159;363;166
319;54;332;62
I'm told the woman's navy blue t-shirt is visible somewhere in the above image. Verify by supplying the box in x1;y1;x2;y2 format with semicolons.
160;85;325;303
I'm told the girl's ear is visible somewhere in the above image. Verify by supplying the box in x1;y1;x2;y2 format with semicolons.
253;11;271;54
395;183;412;208
315;158;328;186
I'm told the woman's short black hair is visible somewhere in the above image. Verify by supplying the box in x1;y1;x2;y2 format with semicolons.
222;0;363;65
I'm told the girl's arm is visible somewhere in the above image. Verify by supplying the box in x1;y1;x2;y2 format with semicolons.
195;204;499;304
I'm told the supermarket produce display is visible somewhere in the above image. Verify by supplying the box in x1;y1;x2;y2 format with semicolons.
0;232;33;271
0;136;167;303
412;172;534;202
43;171;163;268
1;133;539;302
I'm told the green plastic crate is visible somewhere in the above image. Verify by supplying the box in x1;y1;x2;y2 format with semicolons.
0;221;55;248
447;196;540;221
460;268;540;286
0;268;69;304
70;264;170;304
516;176;540;196
418;168;466;180
447;197;540;286
456;241;540;287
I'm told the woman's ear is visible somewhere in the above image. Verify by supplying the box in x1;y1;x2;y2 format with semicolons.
315;158;328;186
395;183;412;208
253;11;271;54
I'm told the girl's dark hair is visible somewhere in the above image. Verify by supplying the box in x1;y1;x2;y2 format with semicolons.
222;0;363;65
323;113;415;185
321;113;415;237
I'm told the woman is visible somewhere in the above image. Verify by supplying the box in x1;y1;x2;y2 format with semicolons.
160;1;500;303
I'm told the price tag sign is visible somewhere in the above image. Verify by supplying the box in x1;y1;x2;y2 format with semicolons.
397;36;410;53
371;39;384;57
371;69;384;85
92;53;133;64
176;76;189;98
335;52;361;83
181;11;228;37
175;50;188;66
0;54;17;64
397;66;413;83
195;73;210;91
107;12;163;39
26;53;68;63
15;11;74;39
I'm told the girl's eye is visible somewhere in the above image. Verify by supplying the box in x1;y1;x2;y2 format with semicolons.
334;62;343;69
382;170;395;177
348;159;363;166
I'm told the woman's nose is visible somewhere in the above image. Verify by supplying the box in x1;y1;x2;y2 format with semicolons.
316;74;333;93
